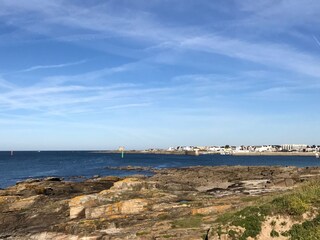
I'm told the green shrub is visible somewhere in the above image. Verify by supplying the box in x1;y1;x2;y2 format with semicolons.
228;229;240;240
272;195;309;216
288;214;320;240
280;221;287;226
230;206;270;239
215;180;320;239
270;229;279;237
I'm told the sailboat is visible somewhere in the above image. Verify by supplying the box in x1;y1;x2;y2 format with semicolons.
316;153;319;159
10;151;13;156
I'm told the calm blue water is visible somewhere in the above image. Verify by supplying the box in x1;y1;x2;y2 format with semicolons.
0;151;319;188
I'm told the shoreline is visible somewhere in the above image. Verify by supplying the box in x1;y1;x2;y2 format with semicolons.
96;150;319;157
2;165;320;239
232;151;317;156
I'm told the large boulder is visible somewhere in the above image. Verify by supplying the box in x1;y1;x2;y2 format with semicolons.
111;178;146;191
69;194;99;219
85;198;149;219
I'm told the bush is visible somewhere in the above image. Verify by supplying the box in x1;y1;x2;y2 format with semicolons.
270;229;280;237
289;215;320;240
215;180;320;239
230;206;270;239
272;195;309;216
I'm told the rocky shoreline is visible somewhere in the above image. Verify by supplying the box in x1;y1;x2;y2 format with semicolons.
1;166;320;239
96;150;318;156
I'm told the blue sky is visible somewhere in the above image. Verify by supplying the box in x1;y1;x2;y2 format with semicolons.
0;0;320;150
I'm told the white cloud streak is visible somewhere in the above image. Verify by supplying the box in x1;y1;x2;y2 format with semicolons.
0;73;169;115
0;1;319;119
0;77;15;89
178;35;320;78
1;0;319;78
18;59;87;73
103;103;151;110
313;35;320;48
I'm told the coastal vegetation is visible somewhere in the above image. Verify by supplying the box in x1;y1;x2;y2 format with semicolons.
214;179;320;239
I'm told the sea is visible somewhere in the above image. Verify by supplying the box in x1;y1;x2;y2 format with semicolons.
0;151;319;189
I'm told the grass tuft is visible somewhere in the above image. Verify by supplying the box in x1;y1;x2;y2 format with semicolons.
172;215;202;228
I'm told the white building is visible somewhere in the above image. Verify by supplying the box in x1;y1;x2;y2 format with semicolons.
281;144;307;152
167;147;176;151
255;145;273;152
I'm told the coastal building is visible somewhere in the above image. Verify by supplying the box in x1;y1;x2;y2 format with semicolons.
208;146;222;152
167;144;318;155
235;146;250;153
281;144;307;152
306;145;320;152
254;145;274;152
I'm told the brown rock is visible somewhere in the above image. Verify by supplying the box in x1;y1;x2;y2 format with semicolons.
97;176;121;182
111;178;145;191
0;196;20;205
85;198;149;219
9;195;43;211
191;205;232;215
285;178;295;187
28;232;79;240
69;194;99;219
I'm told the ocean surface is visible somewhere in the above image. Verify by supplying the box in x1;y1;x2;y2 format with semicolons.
0;151;319;189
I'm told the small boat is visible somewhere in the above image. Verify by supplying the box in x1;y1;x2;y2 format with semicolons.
316;153;319;159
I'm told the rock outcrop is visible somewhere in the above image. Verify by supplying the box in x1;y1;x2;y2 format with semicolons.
1;166;320;239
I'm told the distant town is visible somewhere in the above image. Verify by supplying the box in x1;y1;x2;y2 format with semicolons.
136;144;320;157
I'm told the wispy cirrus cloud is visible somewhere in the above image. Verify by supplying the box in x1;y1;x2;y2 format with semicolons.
42;62;135;85
313;35;320;48
0;77;15;89
0;72;168;116
177;35;320;78
1;0;320;80
236;0;320;29
1;0;320;149
103;103;151;110
17;59;87;73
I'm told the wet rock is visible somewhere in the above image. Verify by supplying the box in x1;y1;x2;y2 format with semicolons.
105;165;155;172
44;177;63;182
16;178;41;184
98;176;122;182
